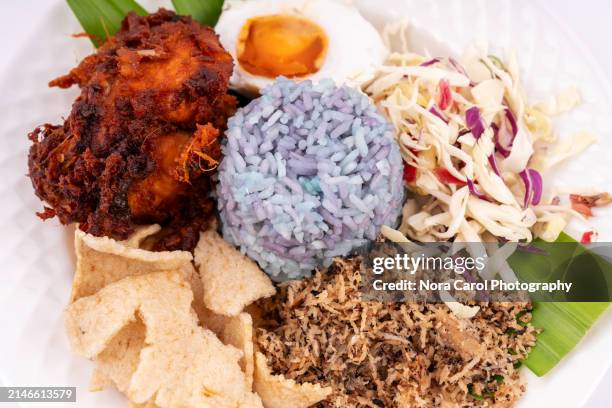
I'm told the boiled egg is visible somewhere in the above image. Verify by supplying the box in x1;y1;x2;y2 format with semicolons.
216;0;388;95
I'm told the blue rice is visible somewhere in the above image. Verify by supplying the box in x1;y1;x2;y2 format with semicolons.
217;77;404;279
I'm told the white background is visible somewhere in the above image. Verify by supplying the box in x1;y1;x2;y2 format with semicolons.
0;1;611;406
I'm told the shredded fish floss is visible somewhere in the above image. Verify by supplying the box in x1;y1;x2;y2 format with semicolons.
254;257;537;407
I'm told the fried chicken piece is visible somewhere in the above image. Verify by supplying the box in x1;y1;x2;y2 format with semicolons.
28;9;236;250
50;9;234;129
128;124;221;221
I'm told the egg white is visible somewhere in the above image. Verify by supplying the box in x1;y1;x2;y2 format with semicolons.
215;0;389;95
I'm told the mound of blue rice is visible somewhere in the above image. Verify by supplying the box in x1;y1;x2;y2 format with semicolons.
217;77;404;279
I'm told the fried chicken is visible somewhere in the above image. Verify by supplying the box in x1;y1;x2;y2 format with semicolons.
28;9;236;250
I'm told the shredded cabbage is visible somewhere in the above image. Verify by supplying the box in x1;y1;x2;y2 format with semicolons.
367;24;601;244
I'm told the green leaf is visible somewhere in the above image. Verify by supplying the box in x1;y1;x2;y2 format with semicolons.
523;301;608;376
511;232;610;376
66;0;148;47
171;0;224;26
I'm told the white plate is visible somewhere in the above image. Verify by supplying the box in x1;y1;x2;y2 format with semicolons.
1;1;611;407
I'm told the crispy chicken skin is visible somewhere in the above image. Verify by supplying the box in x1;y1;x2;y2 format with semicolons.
28;9;236;250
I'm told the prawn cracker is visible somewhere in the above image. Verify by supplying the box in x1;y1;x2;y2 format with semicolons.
65;271;261;407
253;352;331;408
89;319;147;393
71;228;192;301
194;230;275;316
202;309;255;389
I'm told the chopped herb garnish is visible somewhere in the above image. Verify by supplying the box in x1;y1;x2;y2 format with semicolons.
468;384;494;400
492;374;504;384
467;384;484;401
516;309;531;327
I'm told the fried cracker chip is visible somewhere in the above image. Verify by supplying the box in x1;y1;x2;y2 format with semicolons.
253;352;332;408
202;309;255;390
65;272;262;408
194;230;275;316
72;228;208;321
89;319;146;393
121;225;162;248
71;227;208;401
72;229;192;301
128;401;159;408
88;368;113;392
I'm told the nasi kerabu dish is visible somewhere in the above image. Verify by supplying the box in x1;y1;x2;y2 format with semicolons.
25;0;610;407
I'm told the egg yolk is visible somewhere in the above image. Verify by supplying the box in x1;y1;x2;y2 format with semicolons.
237;15;329;78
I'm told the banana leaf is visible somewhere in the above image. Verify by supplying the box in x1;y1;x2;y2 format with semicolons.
67;0;147;47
